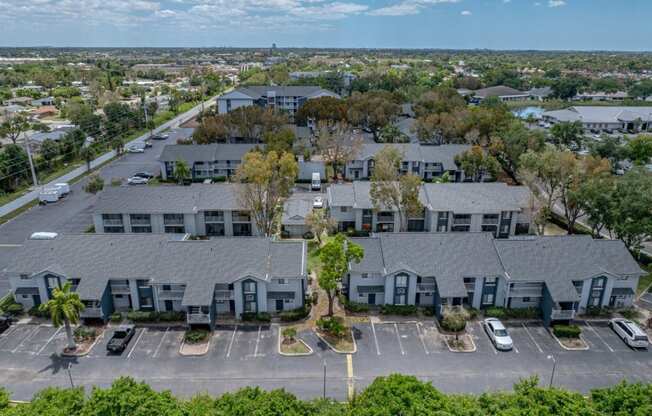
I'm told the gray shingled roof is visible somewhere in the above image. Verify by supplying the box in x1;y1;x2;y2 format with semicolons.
227;86;339;100
158;143;258;163
94;184;243;214
4;234;305;304
472;86;528;98
543;106;652;124
328;182;429;210
354;143;469;171
282;197;313;226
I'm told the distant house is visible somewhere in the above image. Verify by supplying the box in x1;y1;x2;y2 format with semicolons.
281;194;315;238
528;87;553;101
158;143;258;180
31;96;55;107
468;86;530;104
217;86;340;120
542;106;652;133
30;127;75;144
31;105;57;119
573;91;629;102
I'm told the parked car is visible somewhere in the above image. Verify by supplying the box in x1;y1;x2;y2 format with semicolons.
609;318;649;349
483;318;513;351
151;133;169;140
144;140;153;148
127;176;149;185
38;188;60;204
30;232;58;240
107;325;136;353
0;316;11;334
133;172;154;179
311;172;321;191
126;145;145;153
313;195;324;209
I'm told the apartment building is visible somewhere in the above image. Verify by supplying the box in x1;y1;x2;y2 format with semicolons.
344;143;471;181
5;234;307;326
217;86;340;119
345;233;643;326
542;106;652;133
327;182;532;237
158;143;258;181
93;184;260;237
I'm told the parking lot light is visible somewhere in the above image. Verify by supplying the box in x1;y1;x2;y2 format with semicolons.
547;354;556;388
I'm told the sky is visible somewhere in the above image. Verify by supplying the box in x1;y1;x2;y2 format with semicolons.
0;0;651;50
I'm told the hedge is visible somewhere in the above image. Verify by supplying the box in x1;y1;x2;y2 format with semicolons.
338;294;370;313
126;310;186;323
242;312;272;323
381;304;417;316
484;307;541;320
553;324;582;339
184;329;209;344
279;306;310;322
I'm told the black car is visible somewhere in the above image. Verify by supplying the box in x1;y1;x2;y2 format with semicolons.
133;172;154;179
106;325;136;353
0;316;11;334
151;133;169;140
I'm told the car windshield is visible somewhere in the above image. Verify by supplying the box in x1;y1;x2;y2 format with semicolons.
113;331;128;338
494;329;508;337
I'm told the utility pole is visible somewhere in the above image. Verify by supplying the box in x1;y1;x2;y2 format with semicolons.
323;360;327;399
23;131;38;188
143;99;153;139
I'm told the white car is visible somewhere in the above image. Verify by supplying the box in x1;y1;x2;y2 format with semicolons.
483;318;513;351
609;318;649;349
313;196;324;209
126;145;145;153
127;176;149;185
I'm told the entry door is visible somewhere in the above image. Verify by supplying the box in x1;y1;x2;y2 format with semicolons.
368;293;376;305
275;299;284;311
32;294;41;307
164;300;174;312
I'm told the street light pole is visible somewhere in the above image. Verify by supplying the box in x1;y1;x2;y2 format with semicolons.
547;354;556;388
67;362;75;388
23;131;38;188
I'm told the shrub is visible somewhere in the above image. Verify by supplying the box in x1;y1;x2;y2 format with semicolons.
440;311;467;333
73;326;97;342
585;306;613;318
4;302;24;315
110;312;122;323
281;230;290;239
484;307;540;320
553;324;581;339
317;317;346;338
241;312;272;322
158;311;185;322
484;307;506;319
346;229;370;238
279;306;310;322
338;294;370;313
421;307;435;317
302;231;315;240
28;306;49;318
184;329;209;344
126;311;154;322
465;307;479;320
282;327;297;340
311;292;319;305
381;304;417;316
211;176;226;183
619;308;641;320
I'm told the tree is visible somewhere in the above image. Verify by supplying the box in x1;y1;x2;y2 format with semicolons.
305;209;335;245
576;174;616;238
610;168;652;253
295;96;348;126
0;144;29;192
369;146;423;232
173;159;191;185
79;146;96;171
84;174;104;194
626;135;652;165
347;91;400;140
377;124;408;143
40;139;60;169
489;120;546;181
319;234;363;316
454;145;501;182
111;137;124;156
263;127;295;154
519;148;564;214
39;282;84;351
0;113;29;144
550;121;584;150
236;151;298;237
315;122;363;180
589;135;627;168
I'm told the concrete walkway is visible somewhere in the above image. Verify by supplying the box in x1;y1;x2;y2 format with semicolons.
0;96;217;218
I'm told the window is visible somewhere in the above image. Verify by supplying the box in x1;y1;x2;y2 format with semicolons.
130;214;151;233
340;206;349;213
204;211;224;223
276;278;286;285
523;297;531;302
206;223;225;236
243;281;256;293
20;274;30;280
284;299;292;304
361;273;368;279
233;223;252;236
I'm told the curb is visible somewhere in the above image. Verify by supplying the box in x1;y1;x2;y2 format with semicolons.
444;333;477;353
61;330;104;357
277;331;314;356
314;329;357;354
549;329;590;351
178;335;211;356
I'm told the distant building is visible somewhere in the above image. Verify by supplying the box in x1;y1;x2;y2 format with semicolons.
573;91;629;102
542;106;652;133
528;87;553;101
468;86;530;104
158;143;259;180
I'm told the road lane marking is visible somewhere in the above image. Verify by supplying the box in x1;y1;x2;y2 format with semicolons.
0;244;22;248
394;323;405;355
127;328;147;358
479;322;498;355
370;321;381;355
153;327;169;358
346;354;354;400
253;326;262;357
226;326;237;358
37;326;63;355
416;322;429;355
586;321;614;352
522;323;544;353
12;326;40;353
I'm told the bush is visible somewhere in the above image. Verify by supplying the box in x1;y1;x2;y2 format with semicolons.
74;326;97;342
302;231;314;240
618;308;640;320
4;302;24;315
211;176;226;183
421;307;435;317
338;294;370;313
184;329;209;344
317;317;346;338
440;311;468;332
310;292;318;305
279;306;310;322
484;307;506;319
553;324;581;339
381;304;417;316
126;311;153;322
585;306;613;318
346;229;370;238
125;310;185;323
282;327;297;340
28;306;49;318
158;311;185;322
110;312;122;323
465;307;479;320
241;312;271;323
281;230;290;238
485;307;541;320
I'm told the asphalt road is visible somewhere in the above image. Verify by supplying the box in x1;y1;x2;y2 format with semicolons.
0;319;651;401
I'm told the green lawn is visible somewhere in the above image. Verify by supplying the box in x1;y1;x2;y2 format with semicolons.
307;240;322;276
637;265;652;295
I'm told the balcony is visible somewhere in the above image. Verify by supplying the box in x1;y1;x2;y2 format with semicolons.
376;213;395;223
81;307;103;318
551;309;576;320
417;283;436;292
509;287;543;297
232;213;251;222
453;217;472;225
204;213;224;223
110;284;131;294
214;290;234;300
158;289;185;299
130;219;151;226
103;219;123;226
464;283;475;291
187;313;211;324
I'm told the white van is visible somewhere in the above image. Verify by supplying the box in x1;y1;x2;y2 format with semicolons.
53;183;70;196
311;172;321;191
610;318;649;349
38;188;60;204
30;232;59;240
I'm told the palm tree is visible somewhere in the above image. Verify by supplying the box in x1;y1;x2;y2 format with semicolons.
79;146;97;171
39;282;85;351
174;159;191;185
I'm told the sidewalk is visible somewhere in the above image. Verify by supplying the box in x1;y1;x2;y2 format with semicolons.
0;96;217;218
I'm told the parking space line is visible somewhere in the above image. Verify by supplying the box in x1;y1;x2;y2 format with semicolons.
37;326;63;355
415;323;429;355
152;327;169;358
586;321;615;352
127;328;147;359
513;343;519;354
12;326;40;353
346;354;354;401
522;323;543;353
393;323;405;355
226;326;237;358
370;321;381;355
479;322;498;355
253;326;262;357
0;325;18;338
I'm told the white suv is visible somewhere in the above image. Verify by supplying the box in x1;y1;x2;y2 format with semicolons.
609;318;649;349
483;318;513;351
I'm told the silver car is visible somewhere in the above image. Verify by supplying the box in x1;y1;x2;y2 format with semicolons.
483;318;513;351
609;318;649;349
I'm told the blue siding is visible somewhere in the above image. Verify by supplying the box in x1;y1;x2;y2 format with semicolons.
100;285;114;321
541;285;553;327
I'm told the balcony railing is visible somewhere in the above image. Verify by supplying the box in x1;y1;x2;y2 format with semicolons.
376;214;395;222
482;218;500;225
214;290;234;300
110;285;131;294
130;219;151;226
103;219;123;226
158;290;185;299
187;313;211;324
464;283;475;291
417;283;436;292
205;214;224;223
80;307;103;318
453;217;472;225
509;287;543;297
551;309;576;320
232;214;251;222
164;218;184;226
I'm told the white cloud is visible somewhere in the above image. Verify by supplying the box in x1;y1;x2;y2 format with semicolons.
548;0;566;7
291;2;369;19
461;10;471;15
369;0;460;17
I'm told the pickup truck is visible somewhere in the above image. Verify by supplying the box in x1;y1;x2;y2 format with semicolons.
106;325;136;353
